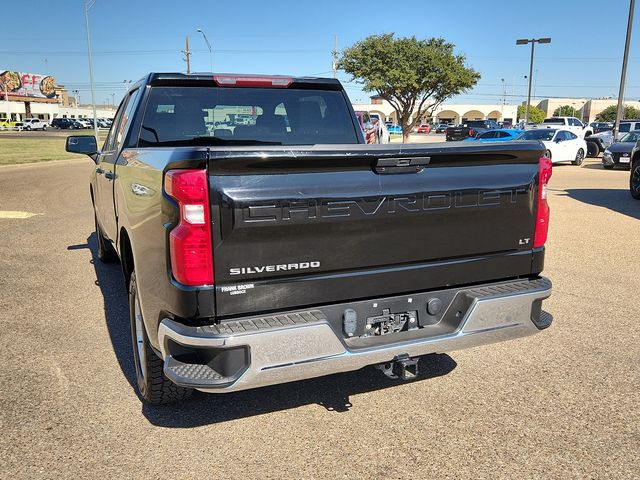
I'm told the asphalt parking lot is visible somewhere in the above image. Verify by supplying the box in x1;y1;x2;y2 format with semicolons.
0;153;638;479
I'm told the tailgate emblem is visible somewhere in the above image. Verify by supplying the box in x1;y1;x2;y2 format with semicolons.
230;261;321;276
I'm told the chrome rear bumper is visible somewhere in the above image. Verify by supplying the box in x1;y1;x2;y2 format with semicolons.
157;278;552;393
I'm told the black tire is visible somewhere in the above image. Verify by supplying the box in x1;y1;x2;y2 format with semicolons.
631;161;640;200
94;213;117;263
586;141;599;158
603;164;614;170
25;126;31;131
129;271;193;404
42;125;47;131
572;148;585;166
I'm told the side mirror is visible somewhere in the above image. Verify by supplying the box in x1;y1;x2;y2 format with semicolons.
66;135;98;160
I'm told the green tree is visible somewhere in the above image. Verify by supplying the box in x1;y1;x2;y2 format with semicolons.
517;105;546;124
553;105;580;118
595;105;640;122
338;34;480;141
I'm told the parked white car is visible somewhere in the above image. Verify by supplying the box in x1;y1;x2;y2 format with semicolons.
377;119;390;144
518;128;587;165
369;113;390;144
75;119;91;129
21;118;49;131
541;117;593;138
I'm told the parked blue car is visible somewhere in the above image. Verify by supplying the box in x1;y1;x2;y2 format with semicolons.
387;124;402;135
463;129;523;142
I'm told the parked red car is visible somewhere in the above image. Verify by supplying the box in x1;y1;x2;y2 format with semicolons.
355;111;379;144
417;124;431;134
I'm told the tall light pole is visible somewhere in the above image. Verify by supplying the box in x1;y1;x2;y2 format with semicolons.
197;28;213;72
614;0;635;138
516;37;551;123
500;78;506;119
84;0;99;140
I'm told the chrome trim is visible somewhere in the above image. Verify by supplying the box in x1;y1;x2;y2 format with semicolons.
157;281;551;393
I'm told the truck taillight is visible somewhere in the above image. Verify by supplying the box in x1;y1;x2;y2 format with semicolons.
213;74;292;88
534;156;553;248
164;169;214;286
469;128;474;137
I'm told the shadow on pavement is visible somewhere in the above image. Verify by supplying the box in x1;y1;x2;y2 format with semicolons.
562;188;640;221
71;233;457;427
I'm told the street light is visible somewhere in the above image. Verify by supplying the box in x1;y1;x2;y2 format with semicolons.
500;78;506;119
516;37;551;123
197;28;213;72
84;0;99;140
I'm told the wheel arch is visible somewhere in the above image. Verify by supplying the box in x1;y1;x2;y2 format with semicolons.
120;227;134;289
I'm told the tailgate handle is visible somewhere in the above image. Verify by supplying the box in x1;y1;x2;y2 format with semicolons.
375;156;430;174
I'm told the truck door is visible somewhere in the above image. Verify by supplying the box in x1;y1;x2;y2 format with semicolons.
95;88;139;242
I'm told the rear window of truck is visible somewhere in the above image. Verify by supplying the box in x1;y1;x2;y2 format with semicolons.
138;86;359;146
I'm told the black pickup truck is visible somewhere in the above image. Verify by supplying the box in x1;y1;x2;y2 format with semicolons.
66;73;553;404
445;119;500;141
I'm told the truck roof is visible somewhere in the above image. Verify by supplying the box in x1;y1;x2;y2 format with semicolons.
141;72;344;91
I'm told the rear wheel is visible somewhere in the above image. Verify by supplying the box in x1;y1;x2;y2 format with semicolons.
42;125;47;131
631;161;640;200
586;141;599;157
572;148;585;166
129;271;192;404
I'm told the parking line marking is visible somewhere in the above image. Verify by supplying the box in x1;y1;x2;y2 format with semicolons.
0;211;41;219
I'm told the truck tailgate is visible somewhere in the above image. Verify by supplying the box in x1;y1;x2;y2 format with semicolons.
208;142;544;317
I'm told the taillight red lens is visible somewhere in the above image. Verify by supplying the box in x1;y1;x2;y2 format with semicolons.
534;156;553;248
213;74;292;88
469;128;474;137
164;169;213;286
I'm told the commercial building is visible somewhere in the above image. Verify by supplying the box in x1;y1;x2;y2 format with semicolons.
535;98;587;118
1;69;116;121
533;98;640;123
352;96;518;125
579;99;640;123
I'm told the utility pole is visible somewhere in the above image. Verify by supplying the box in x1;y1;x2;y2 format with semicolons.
516;37;551;123
111;92;115;107
614;0;635;139
332;35;338;78
182;35;192;75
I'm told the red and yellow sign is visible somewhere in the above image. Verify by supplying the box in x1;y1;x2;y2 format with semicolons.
0;70;57;99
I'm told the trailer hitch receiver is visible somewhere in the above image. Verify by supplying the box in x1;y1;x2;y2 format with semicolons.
376;354;419;380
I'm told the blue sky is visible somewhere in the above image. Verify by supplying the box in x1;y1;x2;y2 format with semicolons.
2;0;638;106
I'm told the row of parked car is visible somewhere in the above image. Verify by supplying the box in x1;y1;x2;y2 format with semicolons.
0;117;114;131
443;116;640;170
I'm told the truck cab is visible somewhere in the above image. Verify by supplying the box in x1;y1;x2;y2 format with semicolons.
542;117;593;138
